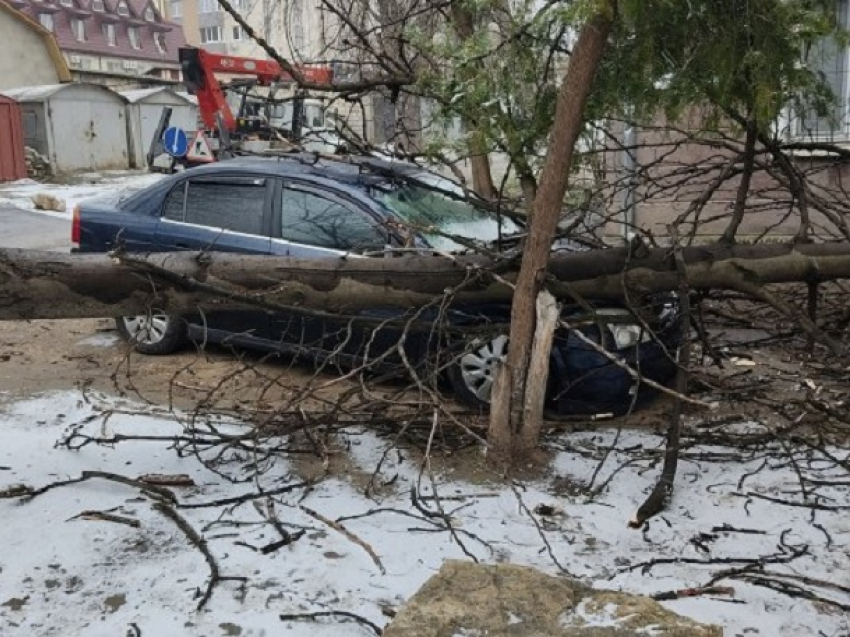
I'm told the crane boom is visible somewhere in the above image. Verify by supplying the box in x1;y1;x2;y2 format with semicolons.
179;47;334;132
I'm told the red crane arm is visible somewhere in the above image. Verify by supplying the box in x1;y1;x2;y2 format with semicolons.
179;47;334;132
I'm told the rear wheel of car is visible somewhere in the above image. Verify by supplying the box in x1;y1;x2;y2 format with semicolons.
115;313;186;355
447;334;509;411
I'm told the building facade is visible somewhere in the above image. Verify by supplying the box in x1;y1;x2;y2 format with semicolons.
2;0;187;86
158;0;250;54
0;1;71;91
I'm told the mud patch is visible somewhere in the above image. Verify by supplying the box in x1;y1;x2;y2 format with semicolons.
103;593;126;613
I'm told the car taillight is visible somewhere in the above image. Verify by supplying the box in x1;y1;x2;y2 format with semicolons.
71;205;80;246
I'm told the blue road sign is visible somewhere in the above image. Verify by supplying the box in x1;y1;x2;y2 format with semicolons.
162;126;188;158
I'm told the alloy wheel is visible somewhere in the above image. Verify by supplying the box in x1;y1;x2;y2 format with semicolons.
457;334;508;403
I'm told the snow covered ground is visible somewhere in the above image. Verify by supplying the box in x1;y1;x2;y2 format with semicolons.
0;391;848;636
0;171;166;218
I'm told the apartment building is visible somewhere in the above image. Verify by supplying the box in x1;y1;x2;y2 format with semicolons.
158;0;249;54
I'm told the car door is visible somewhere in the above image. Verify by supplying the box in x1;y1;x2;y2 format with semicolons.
155;173;274;340
268;181;398;364
156;174;273;253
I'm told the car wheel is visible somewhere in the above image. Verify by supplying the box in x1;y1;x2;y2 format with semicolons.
115;313;186;355
447;334;509;410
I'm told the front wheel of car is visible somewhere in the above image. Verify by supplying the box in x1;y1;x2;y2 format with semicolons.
447;334;509;411
115;313;186;355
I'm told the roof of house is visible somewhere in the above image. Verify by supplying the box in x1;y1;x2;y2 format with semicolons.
1;0;187;67
0;0;71;81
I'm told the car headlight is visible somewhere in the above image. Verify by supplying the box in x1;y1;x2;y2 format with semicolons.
608;323;651;350
594;309;653;350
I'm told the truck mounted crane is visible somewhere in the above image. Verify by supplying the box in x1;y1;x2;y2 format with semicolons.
148;46;339;169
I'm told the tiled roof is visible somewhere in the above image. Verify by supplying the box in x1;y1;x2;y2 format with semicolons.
1;0;187;66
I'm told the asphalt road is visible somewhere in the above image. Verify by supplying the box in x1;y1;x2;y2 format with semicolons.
0;204;71;252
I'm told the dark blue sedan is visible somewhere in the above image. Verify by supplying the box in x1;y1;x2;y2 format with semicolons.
74;155;679;415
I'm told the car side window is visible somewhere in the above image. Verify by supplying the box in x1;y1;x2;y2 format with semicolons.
163;177;267;236
281;187;385;252
163;182;186;221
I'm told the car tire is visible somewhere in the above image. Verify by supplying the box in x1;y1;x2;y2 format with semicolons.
447;334;509;411
115;312;186;355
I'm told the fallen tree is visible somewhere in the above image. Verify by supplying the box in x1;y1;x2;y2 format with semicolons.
3;243;850;321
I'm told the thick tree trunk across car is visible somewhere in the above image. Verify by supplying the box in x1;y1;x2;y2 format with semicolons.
2;244;850;320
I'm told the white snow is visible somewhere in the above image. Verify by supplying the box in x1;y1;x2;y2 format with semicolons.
0;390;848;637
75;333;121;348
0;171;166;217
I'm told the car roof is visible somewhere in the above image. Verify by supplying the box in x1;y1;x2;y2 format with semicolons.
183;153;433;189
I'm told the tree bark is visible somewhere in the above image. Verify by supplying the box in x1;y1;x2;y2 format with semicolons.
519;290;559;452
449;2;498;201
720;117;757;244
469;137;498;201
488;2;617;464
4;244;850;320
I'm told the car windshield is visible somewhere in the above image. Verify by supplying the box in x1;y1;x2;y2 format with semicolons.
377;181;521;252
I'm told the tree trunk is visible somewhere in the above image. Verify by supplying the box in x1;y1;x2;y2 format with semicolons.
469;136;498;201
519;290;560;451
4;244;850;320
720;118;757;244
487;3;617;464
450;3;498;201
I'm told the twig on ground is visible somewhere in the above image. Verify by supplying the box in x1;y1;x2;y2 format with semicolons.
2;471;177;504
651;585;735;601
279;610;383;635
300;505;386;574
615;543;808;576
153;501;248;610
734;491;850;511
178;480;314;509
137;474;196;487
68;510;141;528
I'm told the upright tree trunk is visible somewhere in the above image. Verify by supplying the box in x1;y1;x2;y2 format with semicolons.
720;117;758;244
469;133;498;201
488;3;617;464
450;3;498;200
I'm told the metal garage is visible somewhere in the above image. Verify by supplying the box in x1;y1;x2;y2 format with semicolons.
120;87;198;169
3;83;129;174
0;94;26;182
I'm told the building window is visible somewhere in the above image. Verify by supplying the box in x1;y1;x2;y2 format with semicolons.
59;0;73;7
128;26;140;49
154;32;166;54
72;18;86;41
144;6;154;21
169;0;181;18
38;13;53;32
91;0;104;10
200;26;222;43
103;22;116;46
116;1;130;16
199;0;219;13
794;0;850;140
232;25;243;40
